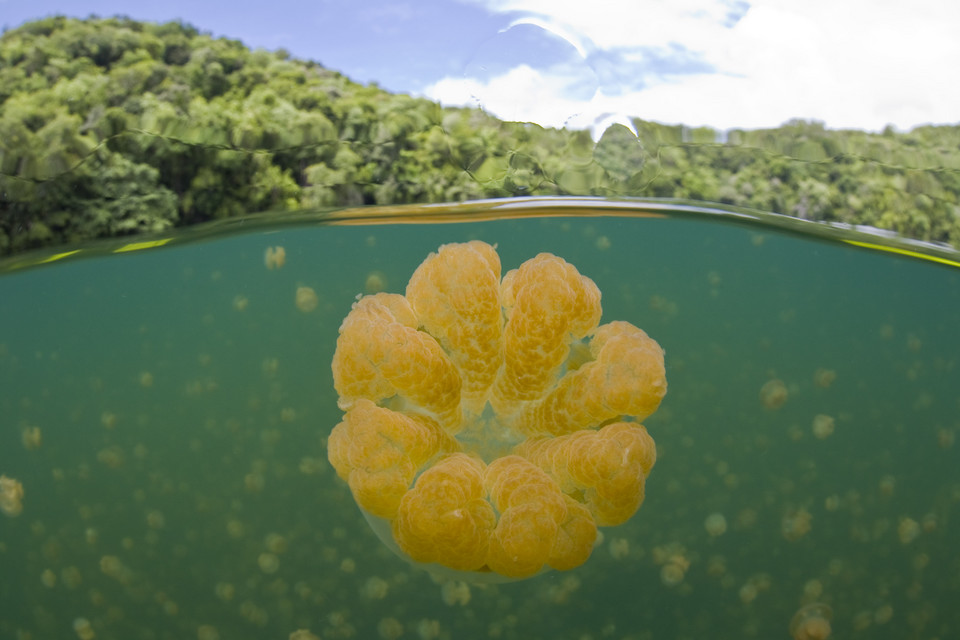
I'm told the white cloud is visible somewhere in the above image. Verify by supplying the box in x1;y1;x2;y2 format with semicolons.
427;65;591;124
428;0;960;132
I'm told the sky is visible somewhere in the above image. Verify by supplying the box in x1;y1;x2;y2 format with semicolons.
3;0;959;135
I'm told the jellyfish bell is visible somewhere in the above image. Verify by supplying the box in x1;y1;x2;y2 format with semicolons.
327;241;667;582
790;602;833;640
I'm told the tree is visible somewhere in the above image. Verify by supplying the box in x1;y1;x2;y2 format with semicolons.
1;16;959;257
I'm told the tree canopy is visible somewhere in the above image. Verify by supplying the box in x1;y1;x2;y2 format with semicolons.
1;16;958;255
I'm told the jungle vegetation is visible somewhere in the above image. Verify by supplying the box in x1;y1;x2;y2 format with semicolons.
2;16;959;256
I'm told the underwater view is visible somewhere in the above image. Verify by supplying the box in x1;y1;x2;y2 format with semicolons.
1;198;958;640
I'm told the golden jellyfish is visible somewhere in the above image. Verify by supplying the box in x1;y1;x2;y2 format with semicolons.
257;552;280;574
782;507;812;541
937;428;955;449
377;617;404;640
879;474;896;497
296;286;319;313
811;414;835;439
898;517;921;544
812;368;836;388
0;475;24;517
365;270;388;293
41;568;57;588
760;378;788;409
704;512;727;537
198;625;221;640
21;425;42;450
101;411;117;429
804;579;824;600
361;576;389;600
660;555;689;587
73;617;95;640
608;537;630;560
739;581;758;604
264;246;286;270
652;543;691;587
790;602;832;640
328;241;667;581
440;580;471;606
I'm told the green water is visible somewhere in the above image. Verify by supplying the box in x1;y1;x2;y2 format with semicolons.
1;198;958;640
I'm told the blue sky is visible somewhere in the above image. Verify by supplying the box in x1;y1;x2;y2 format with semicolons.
3;0;958;134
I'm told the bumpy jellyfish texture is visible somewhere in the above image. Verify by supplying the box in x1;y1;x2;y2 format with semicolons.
329;241;667;580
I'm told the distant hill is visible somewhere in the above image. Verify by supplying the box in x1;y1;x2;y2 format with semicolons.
1;16;958;255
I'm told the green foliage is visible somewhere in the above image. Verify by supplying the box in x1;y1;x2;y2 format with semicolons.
1;16;959;256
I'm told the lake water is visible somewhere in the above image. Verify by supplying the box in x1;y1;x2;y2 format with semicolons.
1;197;958;640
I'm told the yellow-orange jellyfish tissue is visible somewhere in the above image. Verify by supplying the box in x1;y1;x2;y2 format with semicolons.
328;241;667;581
790;602;832;640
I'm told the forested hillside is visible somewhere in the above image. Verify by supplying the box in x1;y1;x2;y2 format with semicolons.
1;16;958;255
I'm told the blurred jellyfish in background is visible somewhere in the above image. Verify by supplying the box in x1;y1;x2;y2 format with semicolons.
264;246;286;270
811;414;835;439
759;378;788;409
296;286;319;313
704;512;727;537
0;475;24;517
790;602;832;640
